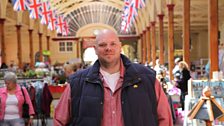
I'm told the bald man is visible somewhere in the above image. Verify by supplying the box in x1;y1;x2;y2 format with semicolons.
54;29;173;126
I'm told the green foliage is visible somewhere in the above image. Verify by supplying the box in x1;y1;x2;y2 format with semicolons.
24;70;36;78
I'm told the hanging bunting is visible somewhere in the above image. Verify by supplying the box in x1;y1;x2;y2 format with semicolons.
12;0;30;11
11;0;70;35
29;0;42;19
56;15;65;34
40;1;52;24
121;0;145;32
62;20;69;36
48;10;58;31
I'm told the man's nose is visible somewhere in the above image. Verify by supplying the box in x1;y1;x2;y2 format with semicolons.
105;45;112;51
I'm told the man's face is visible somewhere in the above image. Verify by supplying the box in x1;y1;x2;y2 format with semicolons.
94;31;121;65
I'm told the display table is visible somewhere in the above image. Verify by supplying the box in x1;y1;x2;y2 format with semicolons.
48;85;67;99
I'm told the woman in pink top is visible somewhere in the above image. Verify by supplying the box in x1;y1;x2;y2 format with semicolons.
0;72;35;126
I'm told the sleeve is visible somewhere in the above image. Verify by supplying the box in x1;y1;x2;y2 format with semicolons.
54;85;71;126
23;87;35;115
155;79;173;126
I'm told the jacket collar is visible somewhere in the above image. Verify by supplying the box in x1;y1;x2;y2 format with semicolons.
1;84;21;94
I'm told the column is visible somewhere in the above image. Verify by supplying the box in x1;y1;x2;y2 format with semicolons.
77;38;81;58
146;26;151;63
140;33;143;63
46;35;51;64
28;29;34;68
38;32;43;62
209;0;218;79
142;30;147;64
183;0;190;66
151;22;156;67
158;14;165;65
167;4;175;80
0;19;6;63
16;25;22;69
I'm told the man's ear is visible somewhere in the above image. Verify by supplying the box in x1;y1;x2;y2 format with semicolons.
119;42;122;52
94;46;98;55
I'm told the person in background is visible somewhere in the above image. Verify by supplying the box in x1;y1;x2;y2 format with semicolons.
205;61;210;79
54;29;173;126
172;57;181;77
175;61;191;111
154;59;162;75
0;62;8;69
63;63;80;78
8;63;17;72
0;72;35;126
63;63;80;85
219;43;224;75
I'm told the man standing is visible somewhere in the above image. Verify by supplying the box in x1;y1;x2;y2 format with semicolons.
54;29;173;126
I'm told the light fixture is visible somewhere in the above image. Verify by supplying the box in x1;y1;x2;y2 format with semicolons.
93;29;99;36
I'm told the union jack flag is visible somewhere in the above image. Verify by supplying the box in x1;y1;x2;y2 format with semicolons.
121;21;130;32
62;20;69;36
128;2;138;22
133;0;145;9
40;1;52;24
125;1;137;25
12;0;30;11
29;0;42;19
123;0;129;17
123;0;130;13
121;0;139;32
48;10;58;31
121;20;127;31
124;0;130;7
56;15;65;34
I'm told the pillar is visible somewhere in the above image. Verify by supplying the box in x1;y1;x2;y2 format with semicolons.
208;0;218;79
146;26;151;63
151;22;156;67
158;14;165;65
183;0;190;66
46;35;51;64
0;19;6;64
16;25;22;69
167;4;175;80
38;33;43;62
142;30;147;64
28;29;34;68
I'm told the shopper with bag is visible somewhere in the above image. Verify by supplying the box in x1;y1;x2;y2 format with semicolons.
0;72;35;126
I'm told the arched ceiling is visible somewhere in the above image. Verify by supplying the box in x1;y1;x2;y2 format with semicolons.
51;0;136;36
50;0;224;36
3;0;224;37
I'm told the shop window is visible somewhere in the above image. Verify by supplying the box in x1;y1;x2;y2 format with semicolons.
59;42;73;52
67;42;73;52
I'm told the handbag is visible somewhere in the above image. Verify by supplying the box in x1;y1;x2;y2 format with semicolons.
21;86;30;118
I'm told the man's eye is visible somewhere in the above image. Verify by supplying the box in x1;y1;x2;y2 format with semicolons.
111;43;116;46
99;44;106;47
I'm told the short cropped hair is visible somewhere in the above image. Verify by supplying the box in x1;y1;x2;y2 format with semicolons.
64;63;79;73
4;72;17;84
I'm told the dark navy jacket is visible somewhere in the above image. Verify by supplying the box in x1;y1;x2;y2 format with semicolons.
69;55;158;126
